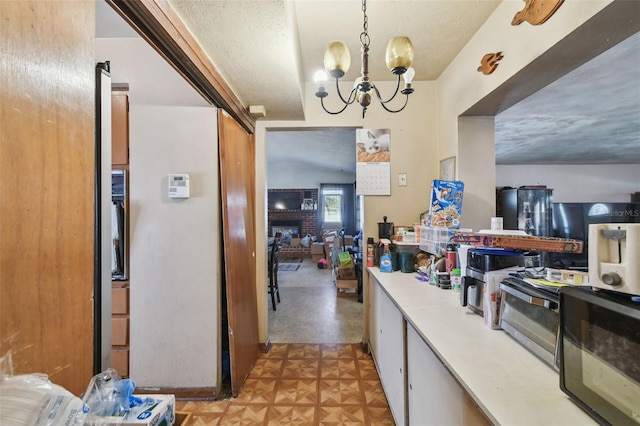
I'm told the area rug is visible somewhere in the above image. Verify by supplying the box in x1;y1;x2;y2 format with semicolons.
278;264;300;272
280;258;303;263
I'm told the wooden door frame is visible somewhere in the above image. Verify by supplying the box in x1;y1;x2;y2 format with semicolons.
105;0;255;134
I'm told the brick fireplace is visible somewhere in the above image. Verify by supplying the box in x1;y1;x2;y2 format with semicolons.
268;189;319;259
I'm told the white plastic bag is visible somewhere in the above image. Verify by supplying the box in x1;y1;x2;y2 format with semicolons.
300;233;312;247
0;351;87;426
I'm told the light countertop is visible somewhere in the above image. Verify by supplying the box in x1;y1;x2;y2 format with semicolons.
368;267;595;426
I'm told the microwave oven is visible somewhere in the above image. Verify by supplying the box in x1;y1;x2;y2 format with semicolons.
559;285;640;426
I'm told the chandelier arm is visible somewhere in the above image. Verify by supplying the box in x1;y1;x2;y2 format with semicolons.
335;78;358;105
320;96;353;115
372;75;402;104
377;93;410;113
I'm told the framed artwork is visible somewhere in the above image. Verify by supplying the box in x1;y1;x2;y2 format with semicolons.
302;198;314;209
439;156;456;181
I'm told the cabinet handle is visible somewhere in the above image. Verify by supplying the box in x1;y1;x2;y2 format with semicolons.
409;383;413;390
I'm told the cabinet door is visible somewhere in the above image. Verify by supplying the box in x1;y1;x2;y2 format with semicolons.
372;282;406;425
111;91;129;166
407;324;490;425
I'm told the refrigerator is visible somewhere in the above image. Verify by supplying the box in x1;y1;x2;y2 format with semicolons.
549;202;640;270
500;187;553;237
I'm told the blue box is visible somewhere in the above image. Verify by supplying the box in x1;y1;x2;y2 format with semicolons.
428;180;465;228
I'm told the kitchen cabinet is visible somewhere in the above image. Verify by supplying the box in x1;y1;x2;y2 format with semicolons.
369;280;406;425
407;324;489;425
367;268;596;425
111;282;129;377
111;88;129;167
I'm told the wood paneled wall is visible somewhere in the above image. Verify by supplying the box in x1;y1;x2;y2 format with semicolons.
0;0;95;395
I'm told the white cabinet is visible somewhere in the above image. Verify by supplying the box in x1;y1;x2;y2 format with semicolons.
407;323;490;425
369;280;406;425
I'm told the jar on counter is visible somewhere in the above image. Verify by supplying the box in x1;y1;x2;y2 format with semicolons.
451;268;462;292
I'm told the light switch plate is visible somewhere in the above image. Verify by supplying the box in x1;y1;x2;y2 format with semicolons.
399;173;407;187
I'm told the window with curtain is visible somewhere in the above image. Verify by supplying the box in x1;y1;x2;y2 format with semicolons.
318;183;356;235
322;187;343;223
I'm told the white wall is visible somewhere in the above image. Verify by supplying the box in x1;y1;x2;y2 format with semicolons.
129;105;219;388
437;0;613;229
497;164;640;202
267;161;355;188
255;1;622;347
255;80;438;344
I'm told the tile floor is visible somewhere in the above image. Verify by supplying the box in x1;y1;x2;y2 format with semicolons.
175;343;395;425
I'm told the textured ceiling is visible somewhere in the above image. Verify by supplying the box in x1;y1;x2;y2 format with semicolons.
169;0;501;120
495;32;640;165
97;0;640;167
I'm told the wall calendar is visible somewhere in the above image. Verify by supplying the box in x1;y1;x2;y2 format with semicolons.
355;128;391;196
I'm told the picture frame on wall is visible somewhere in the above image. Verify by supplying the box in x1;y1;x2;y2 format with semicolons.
440;156;456;181
302;198;314;210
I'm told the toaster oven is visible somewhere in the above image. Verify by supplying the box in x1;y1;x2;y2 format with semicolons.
499;277;561;370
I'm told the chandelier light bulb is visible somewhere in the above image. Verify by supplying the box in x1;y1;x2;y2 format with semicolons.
314;0;415;117
403;67;416;85
314;70;328;83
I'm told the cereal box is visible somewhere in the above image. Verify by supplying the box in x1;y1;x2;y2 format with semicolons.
428;180;464;228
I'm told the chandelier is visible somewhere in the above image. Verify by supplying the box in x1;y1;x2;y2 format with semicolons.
314;0;415;118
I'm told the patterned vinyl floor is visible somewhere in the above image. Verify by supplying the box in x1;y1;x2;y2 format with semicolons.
175;343;395;425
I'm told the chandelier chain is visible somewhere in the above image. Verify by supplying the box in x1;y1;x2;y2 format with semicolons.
360;0;369;47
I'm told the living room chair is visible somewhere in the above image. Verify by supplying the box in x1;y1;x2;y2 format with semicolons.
268;234;282;310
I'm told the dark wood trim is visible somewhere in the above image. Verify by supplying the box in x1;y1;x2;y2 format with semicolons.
105;0;255;134
260;340;272;353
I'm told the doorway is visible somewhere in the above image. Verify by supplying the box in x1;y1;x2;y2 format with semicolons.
265;128;363;343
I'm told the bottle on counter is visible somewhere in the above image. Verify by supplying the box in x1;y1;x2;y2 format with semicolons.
451;268;462;292
366;237;375;267
445;243;457;273
379;243;392;272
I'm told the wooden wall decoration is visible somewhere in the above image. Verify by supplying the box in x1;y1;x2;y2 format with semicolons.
511;0;565;26
477;52;504;75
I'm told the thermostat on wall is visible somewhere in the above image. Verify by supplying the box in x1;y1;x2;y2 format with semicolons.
168;174;190;199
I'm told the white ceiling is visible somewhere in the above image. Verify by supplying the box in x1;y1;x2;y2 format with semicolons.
96;0;640;168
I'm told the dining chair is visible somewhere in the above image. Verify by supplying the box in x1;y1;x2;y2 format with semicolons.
268;234;282;310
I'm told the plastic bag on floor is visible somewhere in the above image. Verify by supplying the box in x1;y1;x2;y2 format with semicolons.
82;368;155;424
300;233;312;247
0;351;87;426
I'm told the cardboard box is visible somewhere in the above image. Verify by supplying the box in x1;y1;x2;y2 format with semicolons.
312;254;324;263
175;412;192;426
336;279;358;289
100;394;175;425
452;232;584;253
290;237;301;247
428;180;464;228
336;265;356;280
311;242;325;254
337;288;358;297
343;235;354;247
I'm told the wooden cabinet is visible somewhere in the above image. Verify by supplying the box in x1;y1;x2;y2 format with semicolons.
111;282;130;377
369;281;406;425
111;89;129;167
111;86;130;376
